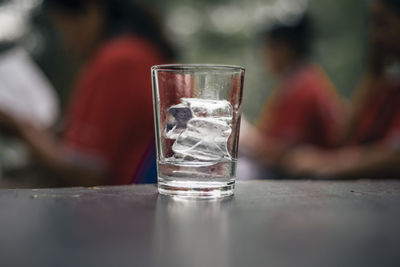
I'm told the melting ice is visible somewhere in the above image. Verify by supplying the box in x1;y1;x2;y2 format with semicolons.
165;98;233;161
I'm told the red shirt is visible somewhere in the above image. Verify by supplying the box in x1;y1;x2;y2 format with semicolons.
351;78;400;146
63;36;165;184
257;63;343;148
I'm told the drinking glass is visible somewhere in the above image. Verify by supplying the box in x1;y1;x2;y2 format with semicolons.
151;64;245;198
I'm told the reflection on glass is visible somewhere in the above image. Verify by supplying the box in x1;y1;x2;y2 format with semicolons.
152;195;233;266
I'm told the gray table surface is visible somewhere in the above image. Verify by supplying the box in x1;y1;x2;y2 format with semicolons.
0;180;400;267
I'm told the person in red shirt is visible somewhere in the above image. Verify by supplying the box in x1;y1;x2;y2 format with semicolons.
240;15;343;174
283;0;400;179
0;0;174;186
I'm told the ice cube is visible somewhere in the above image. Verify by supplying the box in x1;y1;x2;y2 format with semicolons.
172;117;232;161
165;98;234;161
165;103;192;139
181;98;233;124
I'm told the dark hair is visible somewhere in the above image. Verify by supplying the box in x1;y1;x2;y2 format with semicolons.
262;15;313;57
43;0;175;60
381;0;400;16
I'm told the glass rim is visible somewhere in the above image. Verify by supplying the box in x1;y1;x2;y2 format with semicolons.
151;64;245;72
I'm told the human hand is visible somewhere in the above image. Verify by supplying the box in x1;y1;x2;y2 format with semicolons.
282;146;364;179
239;120;266;156
281;146;334;178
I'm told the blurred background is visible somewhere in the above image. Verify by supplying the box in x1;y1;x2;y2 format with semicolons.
0;0;369;182
0;0;368;119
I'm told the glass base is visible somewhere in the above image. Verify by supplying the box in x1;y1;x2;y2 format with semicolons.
158;178;235;199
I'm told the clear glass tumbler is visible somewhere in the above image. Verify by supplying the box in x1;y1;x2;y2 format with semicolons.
151;64;245;198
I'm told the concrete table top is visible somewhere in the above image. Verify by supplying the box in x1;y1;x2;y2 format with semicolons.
0;180;399;267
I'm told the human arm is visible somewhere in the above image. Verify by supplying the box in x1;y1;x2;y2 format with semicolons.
239;117;295;165
0;110;108;186
282;144;400;179
240;80;344;166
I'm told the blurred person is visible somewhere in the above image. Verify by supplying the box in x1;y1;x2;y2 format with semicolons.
239;15;344;178
0;0;174;186
283;0;400;179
